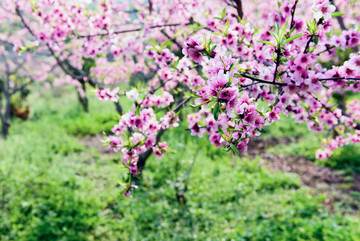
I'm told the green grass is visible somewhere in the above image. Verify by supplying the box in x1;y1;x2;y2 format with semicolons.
28;85;123;136
264;115;360;173
0;86;359;240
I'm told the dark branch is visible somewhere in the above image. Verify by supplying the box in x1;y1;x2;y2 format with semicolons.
161;29;183;50
273;47;281;83
316;45;335;56
289;0;299;29
232;0;243;19
241;73;287;86
319;77;360;81
76;23;190;39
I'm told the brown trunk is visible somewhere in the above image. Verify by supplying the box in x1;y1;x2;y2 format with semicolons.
1;120;10;138
77;84;89;112
1;79;11;138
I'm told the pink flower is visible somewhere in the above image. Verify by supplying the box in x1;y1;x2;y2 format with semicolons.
312;0;336;21
182;37;204;63
316;149;331;160
95;88;119;102
152;142;168;159
267;109;281;123
126;89;139;101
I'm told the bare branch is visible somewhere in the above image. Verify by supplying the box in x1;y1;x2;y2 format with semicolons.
241;73;287;86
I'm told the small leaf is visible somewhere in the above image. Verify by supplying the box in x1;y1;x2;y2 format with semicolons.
280;20;289;36
269;31;280;43
218;126;227;141
213;102;220;121
226;75;232;87
190;99;212;108
212;32;223;36
160;39;172;50
234;135;248;144
275;22;280;35
313;35;319;45
221;8;226;19
331;12;346;17
135;105;140;116
283;33;306;45
258;40;276;47
230;143;241;157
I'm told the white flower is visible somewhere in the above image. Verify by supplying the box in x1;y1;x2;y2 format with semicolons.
313;0;336;21
126;89;139;101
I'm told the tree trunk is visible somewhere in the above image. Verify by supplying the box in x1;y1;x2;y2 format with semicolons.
1;79;11;138
132;129;166;183
1;119;10;138
132;97;191;181
77;83;89;112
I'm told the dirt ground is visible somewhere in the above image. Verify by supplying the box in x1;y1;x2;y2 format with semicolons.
247;137;360;214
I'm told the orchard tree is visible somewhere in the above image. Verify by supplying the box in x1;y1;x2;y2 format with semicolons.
0;45;43;138
98;0;360;196
2;0;123;113
6;0;360;196
0;7;53;138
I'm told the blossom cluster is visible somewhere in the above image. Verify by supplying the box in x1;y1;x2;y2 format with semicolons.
95;87;119;102
106;107;179;174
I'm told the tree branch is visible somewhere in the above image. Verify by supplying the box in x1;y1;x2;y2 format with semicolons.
16;7;123;114
319;77;360;81
161;29;183;50
289;0;299;30
240;73;287;86
232;0;243;19
76;23;190;39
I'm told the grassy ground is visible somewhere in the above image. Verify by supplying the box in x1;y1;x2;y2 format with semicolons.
0;86;360;240
262;114;360;174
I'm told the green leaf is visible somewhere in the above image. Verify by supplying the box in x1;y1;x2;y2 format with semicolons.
212;32;223;36
275;22;280;35
234;73;243;78
226;75;232;87
219;56;227;71
218;126;228;141
224;20;230;35
18;46;28;54
135;105;140;116
313;35;319;45
230;143;241;157
221;8;226;19
280;20;289;36
213;102;220;121
258;40;276;47
283;33;306;45
309;46;316;53
234;135;248;144
331;12;346;17
229;63;234;71
269;31;280;43
190;99;212;108
160;39;173;51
